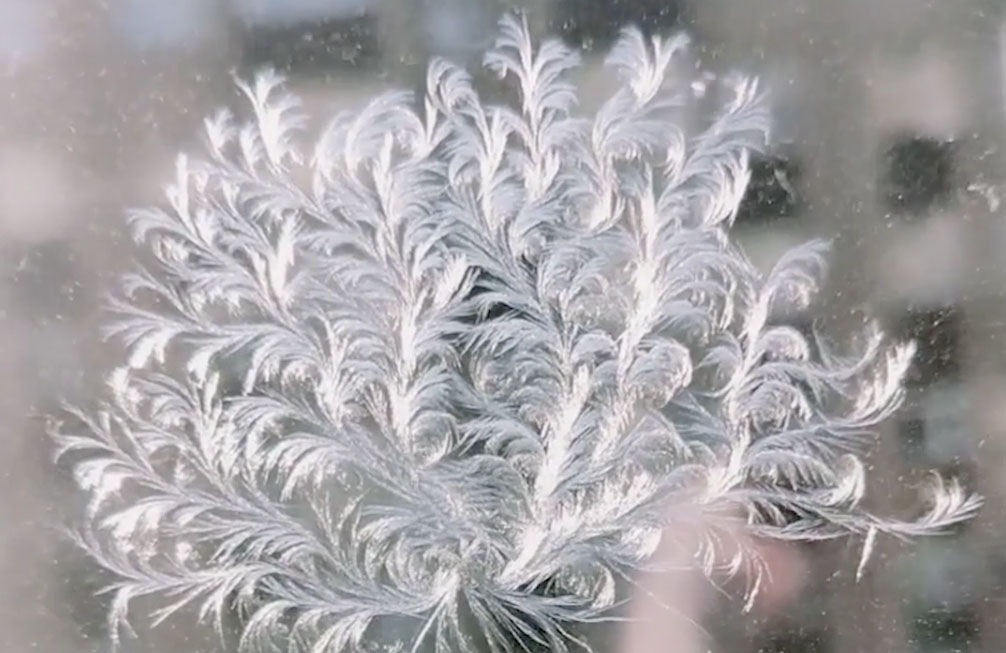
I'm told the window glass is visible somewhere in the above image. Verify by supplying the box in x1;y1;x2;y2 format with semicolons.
4;2;1004;652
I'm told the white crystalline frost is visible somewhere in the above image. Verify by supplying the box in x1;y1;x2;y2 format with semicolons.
52;14;980;653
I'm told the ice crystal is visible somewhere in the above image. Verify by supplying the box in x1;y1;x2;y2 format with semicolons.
53;14;980;653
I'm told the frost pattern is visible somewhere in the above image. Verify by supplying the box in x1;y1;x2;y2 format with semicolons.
53;15;980;653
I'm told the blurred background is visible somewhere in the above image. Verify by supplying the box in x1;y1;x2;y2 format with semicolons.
2;0;1006;651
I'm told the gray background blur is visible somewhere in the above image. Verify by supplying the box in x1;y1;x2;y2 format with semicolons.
2;0;1006;651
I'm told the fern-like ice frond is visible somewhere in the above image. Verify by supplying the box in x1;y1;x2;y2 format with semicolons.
53;13;980;653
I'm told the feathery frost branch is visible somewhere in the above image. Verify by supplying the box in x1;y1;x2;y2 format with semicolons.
53;14;980;653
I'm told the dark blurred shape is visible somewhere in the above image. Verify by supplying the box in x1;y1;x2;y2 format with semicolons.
910;607;979;653
895;306;962;385
897;415;927;462
735;153;802;224
881;135;956;214
550;0;682;51
756;625;831;653
896;408;977;499
239;12;381;75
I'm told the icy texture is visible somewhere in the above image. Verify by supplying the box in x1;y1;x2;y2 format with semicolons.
52;15;979;653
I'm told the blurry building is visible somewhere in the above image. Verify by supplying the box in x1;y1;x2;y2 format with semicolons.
684;2;1006;652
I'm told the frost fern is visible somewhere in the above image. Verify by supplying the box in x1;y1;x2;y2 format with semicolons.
53;15;980;653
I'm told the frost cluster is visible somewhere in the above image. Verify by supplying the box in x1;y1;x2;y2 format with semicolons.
53;15;979;653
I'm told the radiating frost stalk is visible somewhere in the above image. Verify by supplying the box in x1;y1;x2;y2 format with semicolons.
53;13;980;653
